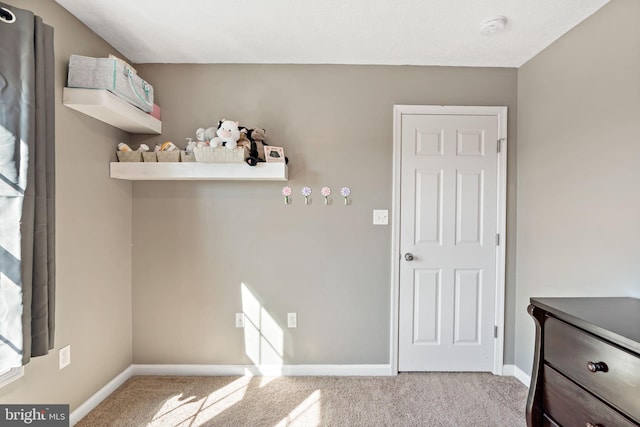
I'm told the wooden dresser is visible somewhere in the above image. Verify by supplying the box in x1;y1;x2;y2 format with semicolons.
527;297;640;427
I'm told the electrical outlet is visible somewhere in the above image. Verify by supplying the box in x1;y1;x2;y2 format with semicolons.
235;313;245;328
287;313;297;328
373;209;389;225
59;345;71;370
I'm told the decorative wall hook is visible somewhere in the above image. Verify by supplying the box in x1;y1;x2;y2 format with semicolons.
321;187;332;205
340;187;351;205
302;186;312;205
282;186;292;205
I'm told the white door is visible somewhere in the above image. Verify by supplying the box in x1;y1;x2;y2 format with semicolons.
397;110;503;372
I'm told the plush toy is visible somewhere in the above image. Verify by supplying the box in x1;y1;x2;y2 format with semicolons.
245;128;268;166
249;128;266;146
211;119;241;149
237;126;251;149
195;127;216;147
204;127;216;144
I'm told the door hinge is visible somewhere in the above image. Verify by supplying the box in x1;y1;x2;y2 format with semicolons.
495;233;500;246
497;138;504;153
494;326;498;338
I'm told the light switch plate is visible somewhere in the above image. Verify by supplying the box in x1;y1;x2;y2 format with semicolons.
59;345;71;370
373;210;389;225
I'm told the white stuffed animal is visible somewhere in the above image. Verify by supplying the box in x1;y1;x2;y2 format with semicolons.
195;127;217;147
211;120;240;150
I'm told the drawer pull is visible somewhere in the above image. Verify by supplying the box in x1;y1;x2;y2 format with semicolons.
586;423;603;427
587;361;608;373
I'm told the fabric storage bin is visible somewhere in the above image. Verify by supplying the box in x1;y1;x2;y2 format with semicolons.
193;146;248;163
116;151;142;162
156;151;180;162
180;150;196;162
67;54;154;113
150;103;161;120
142;152;157;162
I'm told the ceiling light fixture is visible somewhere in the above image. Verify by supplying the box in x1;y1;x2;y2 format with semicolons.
481;16;507;35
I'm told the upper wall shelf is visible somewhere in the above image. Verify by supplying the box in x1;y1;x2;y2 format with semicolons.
63;88;162;134
110;162;288;181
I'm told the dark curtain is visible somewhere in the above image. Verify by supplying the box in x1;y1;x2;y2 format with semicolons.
0;2;55;369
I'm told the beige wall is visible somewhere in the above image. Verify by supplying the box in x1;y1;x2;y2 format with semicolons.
515;0;640;374
130;65;518;365
0;0;133;411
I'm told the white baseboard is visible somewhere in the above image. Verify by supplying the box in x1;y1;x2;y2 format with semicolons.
501;364;514;376
132;364;394;377
511;365;531;387
69;366;133;426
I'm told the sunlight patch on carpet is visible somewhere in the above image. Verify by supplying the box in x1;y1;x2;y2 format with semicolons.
151;377;251;426
259;376;277;388
275;390;321;427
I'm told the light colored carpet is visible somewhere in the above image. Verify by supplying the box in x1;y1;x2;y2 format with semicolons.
76;373;527;426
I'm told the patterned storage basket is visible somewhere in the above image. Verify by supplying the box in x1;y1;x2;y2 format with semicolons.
193;146;248;163
180;150;196;162
142;152;157;162
116;151;142;162
67;54;154;113
156;151;180;162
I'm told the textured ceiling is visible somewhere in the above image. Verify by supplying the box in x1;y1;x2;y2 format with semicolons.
54;0;609;67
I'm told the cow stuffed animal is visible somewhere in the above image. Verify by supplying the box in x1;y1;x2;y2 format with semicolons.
211;119;240;149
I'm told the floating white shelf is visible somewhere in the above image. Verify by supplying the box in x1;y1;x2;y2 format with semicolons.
110;162;288;181
63;87;162;134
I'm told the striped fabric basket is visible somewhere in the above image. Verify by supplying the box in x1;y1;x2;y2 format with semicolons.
193;146;248;163
67;54;154;112
116;151;142;162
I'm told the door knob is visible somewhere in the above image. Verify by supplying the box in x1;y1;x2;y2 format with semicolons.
404;253;414;261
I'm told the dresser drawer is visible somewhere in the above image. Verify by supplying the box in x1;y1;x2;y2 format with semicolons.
545;317;640;422
543;365;636;427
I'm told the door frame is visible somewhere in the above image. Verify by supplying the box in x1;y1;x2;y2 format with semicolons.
390;105;508;375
